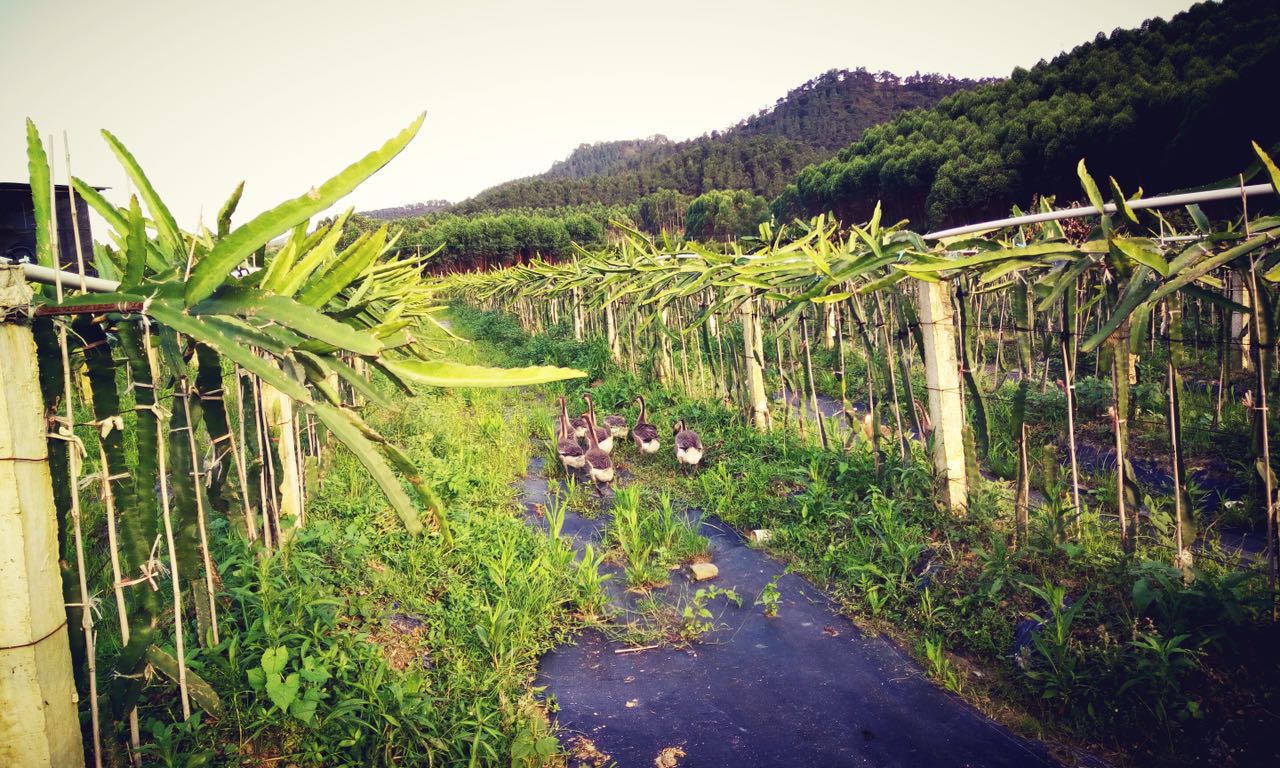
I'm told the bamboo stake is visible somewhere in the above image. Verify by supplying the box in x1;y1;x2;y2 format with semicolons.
1061;338;1082;526
875;294;909;465
799;311;828;450
144;321;191;719
785;324;807;442
180;379;220;645
65;134;128;759
1246;255;1276;618
47;151;103;767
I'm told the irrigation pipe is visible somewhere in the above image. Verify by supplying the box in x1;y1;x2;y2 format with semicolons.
14;181;1277;289
924;183;1275;240
21;262;119;293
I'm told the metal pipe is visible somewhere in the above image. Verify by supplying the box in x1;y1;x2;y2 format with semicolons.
20;262;120;293
924;183;1275;240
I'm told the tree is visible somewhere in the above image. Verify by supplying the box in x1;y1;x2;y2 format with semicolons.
685;189;769;241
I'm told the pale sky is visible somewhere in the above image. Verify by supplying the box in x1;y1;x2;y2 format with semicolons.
1;0;1198;231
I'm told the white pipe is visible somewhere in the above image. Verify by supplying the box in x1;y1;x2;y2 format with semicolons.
20;262;120;293
924;183;1274;240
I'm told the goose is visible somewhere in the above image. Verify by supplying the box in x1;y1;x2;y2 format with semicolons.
582;393;614;454
556;396;586;472
602;406;629;440
570;411;589;440
631;396;661;454
582;408;615;496
673;420;704;471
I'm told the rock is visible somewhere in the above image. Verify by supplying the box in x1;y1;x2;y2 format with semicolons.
688;562;719;581
388;613;426;633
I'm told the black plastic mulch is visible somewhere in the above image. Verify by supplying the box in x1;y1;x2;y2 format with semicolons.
520;457;1068;768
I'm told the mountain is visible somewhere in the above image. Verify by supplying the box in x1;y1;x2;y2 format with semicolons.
450;68;983;214
359;200;451;221
775;0;1280;228
734;69;985;150
544;136;672;180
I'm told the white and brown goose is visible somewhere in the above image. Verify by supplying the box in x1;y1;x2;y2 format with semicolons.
582;393;614;454
583;408;615;496
556;396;586;472
673;420;704;471
631;396;660;454
602;405;629;440
570;411;590;440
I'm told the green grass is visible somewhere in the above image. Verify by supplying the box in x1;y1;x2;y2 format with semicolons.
454;301;1278;768
139;350;604;766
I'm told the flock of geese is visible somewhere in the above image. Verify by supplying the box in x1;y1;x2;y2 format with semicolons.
556;393;704;495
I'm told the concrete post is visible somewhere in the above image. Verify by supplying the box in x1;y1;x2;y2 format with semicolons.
740;296;771;430
915;279;967;513
604;300;620;363
0;266;85;767
262;383;303;534
572;289;584;343
1230;274;1252;372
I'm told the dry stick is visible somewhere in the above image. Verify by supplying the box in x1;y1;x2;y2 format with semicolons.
1213;296;1227;431
1061;338;1083;531
49;142;103;768
875;294;909;465
993;292;1006;377
835;299;852;445
98;471;133;764
1246;254;1277;619
799;312;828;450
850;294;880;468
251;374;281;544
96;437;130;642
1110;403;1130;551
1073;281;1083;375
180;379;220;645
786;324;807;442
179;230;223;640
774;326;790;436
143;321;191;718
1167;347;1187;569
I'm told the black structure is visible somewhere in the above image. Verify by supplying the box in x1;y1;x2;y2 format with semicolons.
0;182;95;268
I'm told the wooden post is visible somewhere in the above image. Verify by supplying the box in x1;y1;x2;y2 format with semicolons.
0;265;85;768
915;279;967;513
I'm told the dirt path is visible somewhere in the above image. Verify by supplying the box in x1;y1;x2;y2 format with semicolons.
519;457;1071;768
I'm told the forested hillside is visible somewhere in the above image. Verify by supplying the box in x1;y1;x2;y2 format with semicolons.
544;136;671;179
452;69;978;213
359;199;451;220
774;0;1280;228
734;69;984;150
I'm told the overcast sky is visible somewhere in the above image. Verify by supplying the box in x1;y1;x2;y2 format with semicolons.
1;0;1198;230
